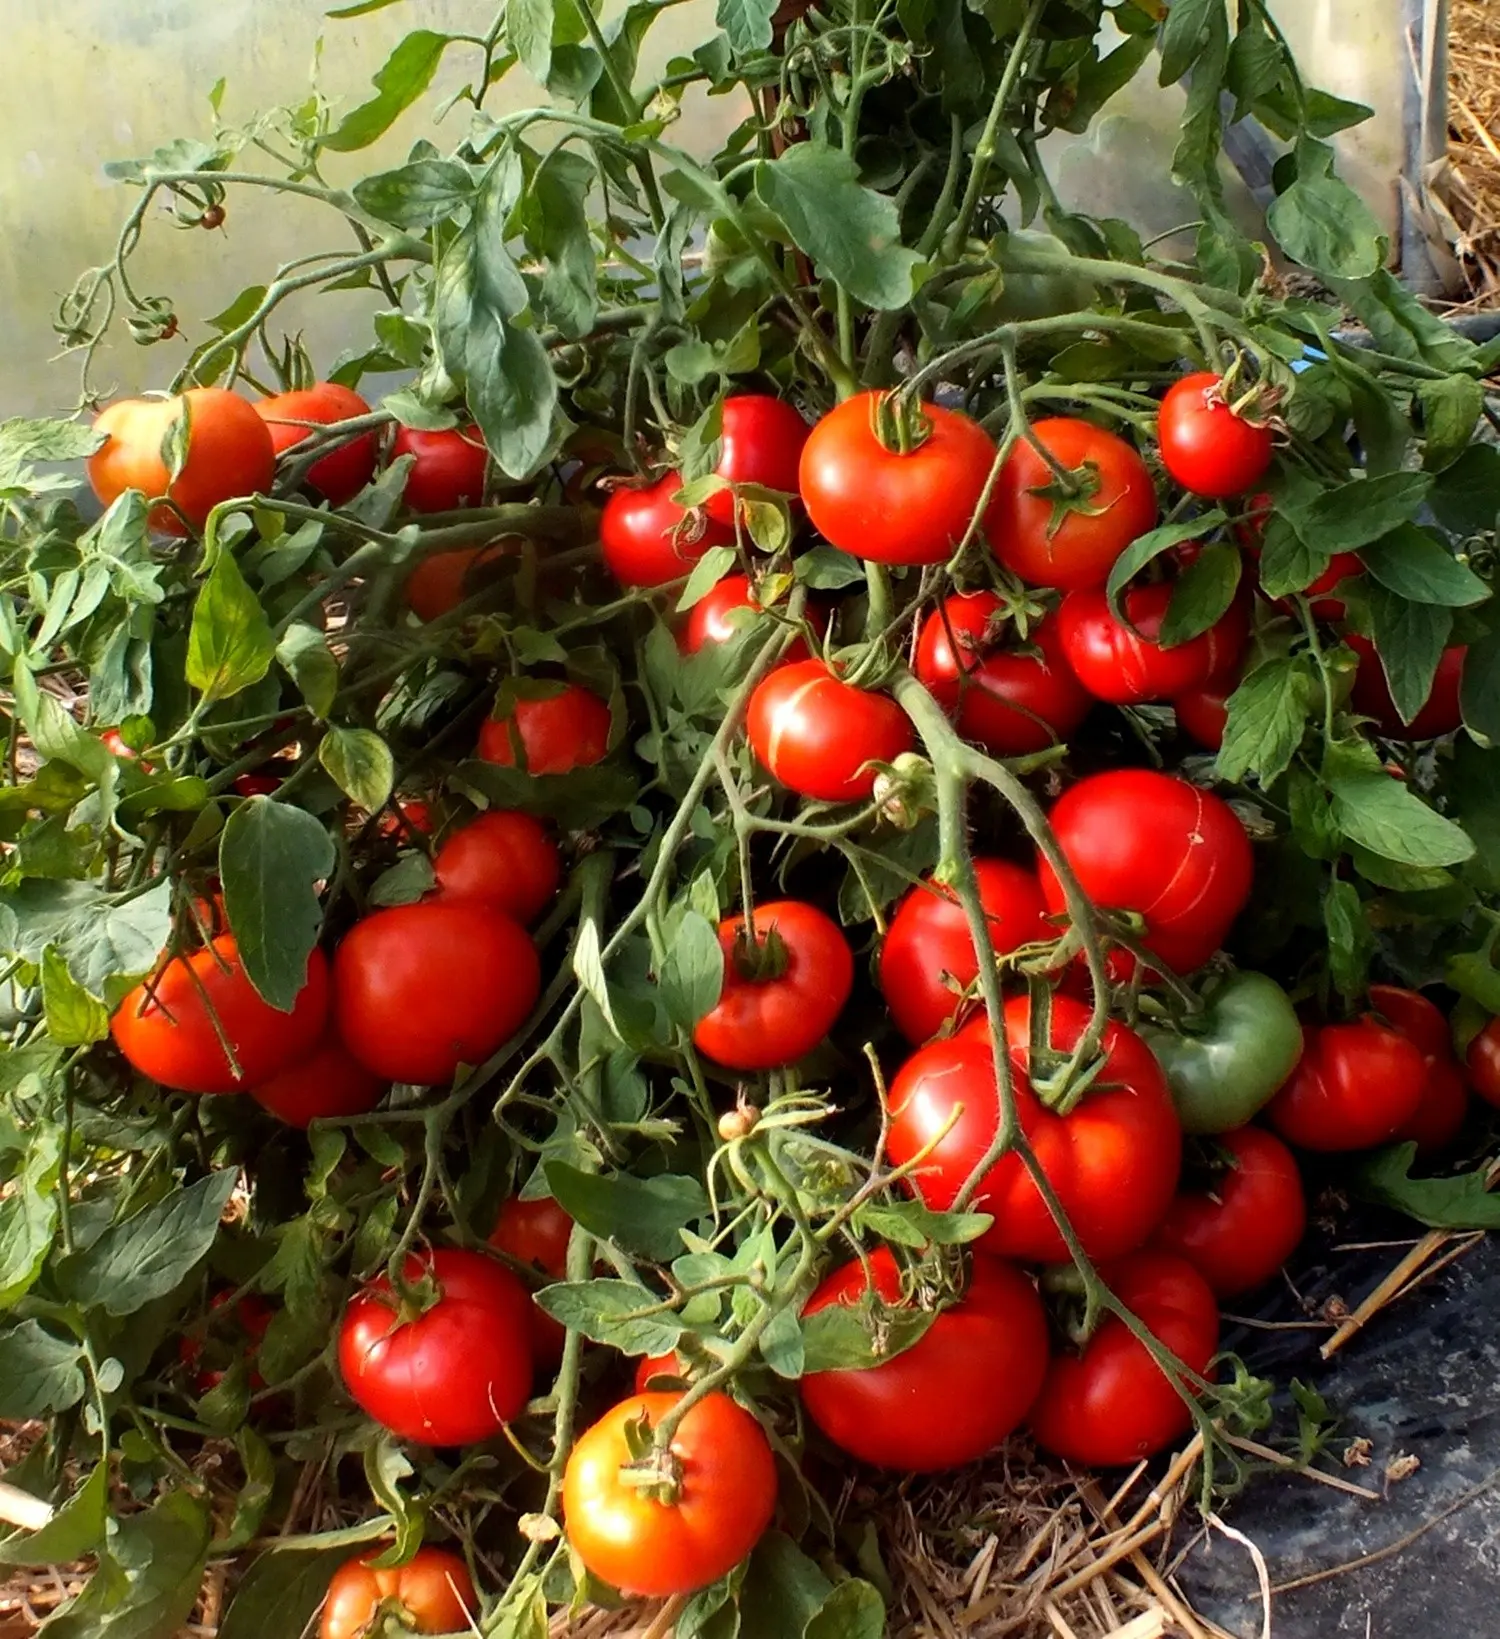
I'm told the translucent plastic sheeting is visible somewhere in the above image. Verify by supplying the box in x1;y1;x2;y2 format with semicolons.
0;0;1450;419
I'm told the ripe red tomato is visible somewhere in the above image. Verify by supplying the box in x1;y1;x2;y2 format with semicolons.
376;798;435;843
478;684;612;776
250;1024;385;1126
432;811;561;924
987;418;1157;591
1151;1126;1306;1297
404;544;507;621
693;900;853;1070
491;1195;573;1368
333;901;540;1084
1029;1250;1219;1467
914;594;1091;756
88;389;276;535
563;1391;777;1597
678;574;827;658
1174;677;1234;751
391;425;488;512
179;1291;274;1395
339;1249;533;1445
878;860;1048;1044
1347;633;1466;740
112;937;329;1095
704;395;810;526
254;383;376;506
232;772;283;799
1466;1017;1500;1109
798;391;998;566
634;1352;686;1393
601;472;733;588
1371;984;1468;1153
1157;372;1274;499
1057;582;1249;706
799;1247;1048;1470
320;1546;476;1639
746;659;914;803
887;992;1181;1263
1038;770;1254;975
1266;1018;1426;1151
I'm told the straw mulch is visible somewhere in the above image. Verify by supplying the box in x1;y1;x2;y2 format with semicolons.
1446;0;1500;302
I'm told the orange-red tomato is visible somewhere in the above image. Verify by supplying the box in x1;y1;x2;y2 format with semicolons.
491;1195;573;1367
1266;1018;1426;1152
1347;634;1466;741
678;574;828;659
254;383;376;506
391;424;488;512
704;395;810;526
431;811;561;924
320;1546;477;1639
1372;984;1469;1154
746;659;914;803
1057;581;1249;706
878;860;1049;1044
112;937;329;1095
1174;677;1235;751
334;901;540;1085
250;1024;385;1126
403;544;508;621
601;472;733;587
179;1291;274;1396
1466;1017;1500;1109
88;389;276;535
1157;372;1274;499
477;685;612;775
988;418;1157;591
693;900;853;1070
563;1391;777;1597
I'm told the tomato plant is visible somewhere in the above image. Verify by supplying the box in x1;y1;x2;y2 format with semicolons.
800;1247;1048;1470
562;1391;777;1596
1151;1127;1306;1297
914;594;1091;755
339;1249;533;1445
878;859;1047;1043
988;418;1157;590
1029;1250;1219;1466
320;1547;477;1639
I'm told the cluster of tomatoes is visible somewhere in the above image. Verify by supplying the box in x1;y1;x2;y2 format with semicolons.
81;367;1499;1623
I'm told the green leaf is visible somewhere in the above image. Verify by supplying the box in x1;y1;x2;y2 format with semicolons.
509;0;557;82
186;550;276;705
853;1201;992;1248
524;148;598;339
218;798;333;1012
1215;657;1311;785
801;1300;934;1373
1352;1144;1500;1230
1294;473;1433;556
276;623;338;719
739;1532;831;1636
795;546;867;591
1159;541;1241;647
1419;375;1485;472
534;1278;685;1354
217;1548;351;1639
658;910;724;1030
0;1128;61;1310
1446;950;1500;1013
434;158;557;481
754;147;921;311
59;1169;239;1317
1429;444;1500;539
1157;0;1219;84
0;880;171;998
458;760;640;831
0;1463;107;1568
1366;586;1451;725
1323;878;1373;1002
1104;515;1222;610
805;1579;887;1639
676;546;739;613
1360;523;1490;607
319;727;394;812
41;944;110;1045
1326;769;1474;868
1461;625;1500;743
323;31;452;152
353;158;474;229
0;1321;85;1418
1267;170;1384;280
44;1489;211;1639
718;0;777;54
543;1162;707;1260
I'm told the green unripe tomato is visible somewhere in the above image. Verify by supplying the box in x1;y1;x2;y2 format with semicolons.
1143;971;1303;1135
988;231;1097;323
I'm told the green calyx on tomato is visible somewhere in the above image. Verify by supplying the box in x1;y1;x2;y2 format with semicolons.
1142;970;1303;1135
